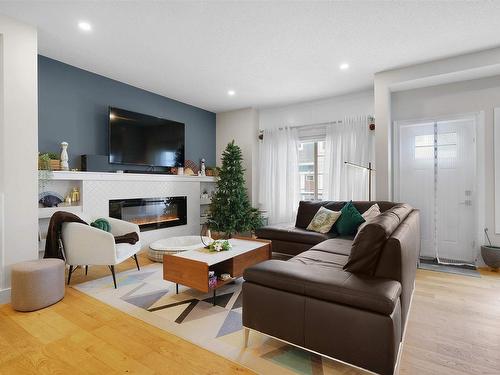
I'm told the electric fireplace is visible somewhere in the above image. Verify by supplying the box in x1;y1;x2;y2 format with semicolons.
109;196;187;231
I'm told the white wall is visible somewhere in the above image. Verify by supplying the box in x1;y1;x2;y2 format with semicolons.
392;76;500;253
259;89;373;130
374;47;500;200
216;91;375;209
0;15;38;302
216;108;259;204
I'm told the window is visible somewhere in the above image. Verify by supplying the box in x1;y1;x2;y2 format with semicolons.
298;140;325;200
414;133;457;160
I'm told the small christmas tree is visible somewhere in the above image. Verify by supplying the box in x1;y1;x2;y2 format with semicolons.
208;141;262;237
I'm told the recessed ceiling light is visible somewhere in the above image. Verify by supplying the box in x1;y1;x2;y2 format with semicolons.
78;21;92;32
339;63;350;70
227;90;236;96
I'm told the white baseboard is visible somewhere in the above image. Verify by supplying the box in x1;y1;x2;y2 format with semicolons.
0;288;11;304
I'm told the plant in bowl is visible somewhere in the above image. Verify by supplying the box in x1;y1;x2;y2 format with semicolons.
482;228;500;270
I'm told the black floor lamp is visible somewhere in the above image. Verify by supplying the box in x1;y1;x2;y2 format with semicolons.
344;161;375;201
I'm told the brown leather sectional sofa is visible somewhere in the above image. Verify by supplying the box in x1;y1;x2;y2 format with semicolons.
243;201;420;375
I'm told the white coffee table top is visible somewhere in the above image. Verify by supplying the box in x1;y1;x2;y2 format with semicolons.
172;238;266;266
149;235;211;252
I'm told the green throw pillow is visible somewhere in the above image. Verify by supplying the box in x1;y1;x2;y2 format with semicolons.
335;201;365;235
306;206;341;234
90;218;111;232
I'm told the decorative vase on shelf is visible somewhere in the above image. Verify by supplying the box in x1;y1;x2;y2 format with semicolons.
60;142;69;171
71;187;80;202
200;158;206;176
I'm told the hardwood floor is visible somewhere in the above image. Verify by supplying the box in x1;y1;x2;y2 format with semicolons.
399;267;500;374
0;254;252;375
1;253;499;374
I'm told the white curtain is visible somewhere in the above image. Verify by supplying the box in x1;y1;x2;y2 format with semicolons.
258;127;300;224
323;116;374;201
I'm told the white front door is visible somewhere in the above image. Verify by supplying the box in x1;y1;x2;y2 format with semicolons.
395;116;477;264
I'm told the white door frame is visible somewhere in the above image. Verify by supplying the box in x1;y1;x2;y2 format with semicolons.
393;111;485;264
494;108;500;234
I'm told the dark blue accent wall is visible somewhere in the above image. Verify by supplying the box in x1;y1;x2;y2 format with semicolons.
38;55;216;170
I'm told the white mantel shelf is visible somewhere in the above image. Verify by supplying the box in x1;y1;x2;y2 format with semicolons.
38;170;217;253
49;171;217;183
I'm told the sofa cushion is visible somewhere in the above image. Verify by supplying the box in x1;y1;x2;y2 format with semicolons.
344;203;413;275
267;240;314;256
256;223;337;245
335;201;365;235
309;238;353;256
244;260;402;315
289;249;348;269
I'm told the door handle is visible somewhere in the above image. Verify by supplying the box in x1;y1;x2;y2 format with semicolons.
459;200;473;206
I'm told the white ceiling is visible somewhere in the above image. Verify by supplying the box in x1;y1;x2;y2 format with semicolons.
1;1;500;113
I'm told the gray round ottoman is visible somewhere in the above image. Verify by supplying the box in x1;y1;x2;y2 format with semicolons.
11;259;65;312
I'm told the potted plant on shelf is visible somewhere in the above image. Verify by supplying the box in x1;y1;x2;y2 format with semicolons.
205;166;219;177
207;141;262;239
38;152;61;171
38;153;53;193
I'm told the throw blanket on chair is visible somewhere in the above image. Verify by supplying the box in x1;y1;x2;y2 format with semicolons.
44;211;87;260
114;232;139;244
44;211;139;260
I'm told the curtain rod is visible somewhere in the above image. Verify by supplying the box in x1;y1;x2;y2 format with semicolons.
258;116;375;140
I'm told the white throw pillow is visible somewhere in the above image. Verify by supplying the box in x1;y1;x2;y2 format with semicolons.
306;206;341;234
362;203;380;221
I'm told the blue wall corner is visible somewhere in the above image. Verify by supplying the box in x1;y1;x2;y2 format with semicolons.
38;55;216;170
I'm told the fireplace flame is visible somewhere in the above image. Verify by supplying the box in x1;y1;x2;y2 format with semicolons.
130;215;180;226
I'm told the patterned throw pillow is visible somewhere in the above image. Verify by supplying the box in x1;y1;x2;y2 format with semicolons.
306;206;341;234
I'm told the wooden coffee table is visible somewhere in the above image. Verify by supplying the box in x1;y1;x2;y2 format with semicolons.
163;237;271;305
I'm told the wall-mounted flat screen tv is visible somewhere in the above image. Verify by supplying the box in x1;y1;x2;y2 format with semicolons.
109;107;185;168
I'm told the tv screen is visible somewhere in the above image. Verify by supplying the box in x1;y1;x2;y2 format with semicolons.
109;107;185;168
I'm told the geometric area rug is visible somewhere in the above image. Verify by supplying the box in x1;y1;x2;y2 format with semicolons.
74;263;368;375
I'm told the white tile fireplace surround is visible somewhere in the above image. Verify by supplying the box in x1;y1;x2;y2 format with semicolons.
39;172;216;252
